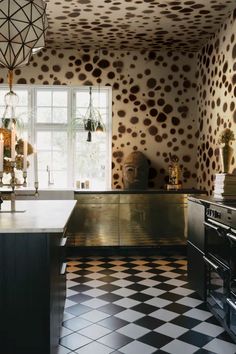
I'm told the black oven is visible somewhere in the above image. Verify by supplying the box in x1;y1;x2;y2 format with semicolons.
204;204;236;341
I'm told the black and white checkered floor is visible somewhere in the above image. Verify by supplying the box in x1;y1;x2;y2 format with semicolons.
59;256;236;354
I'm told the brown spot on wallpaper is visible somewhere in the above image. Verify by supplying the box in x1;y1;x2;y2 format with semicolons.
197;9;236;194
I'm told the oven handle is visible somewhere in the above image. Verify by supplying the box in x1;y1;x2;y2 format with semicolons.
205;219;229;230
227;233;236;242
204;221;219;231
227;298;236;311
203;256;219;270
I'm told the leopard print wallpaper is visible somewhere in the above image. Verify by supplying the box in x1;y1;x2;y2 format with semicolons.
0;49;198;189
197;9;236;193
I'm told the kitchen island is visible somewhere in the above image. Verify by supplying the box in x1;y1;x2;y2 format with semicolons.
0;200;76;354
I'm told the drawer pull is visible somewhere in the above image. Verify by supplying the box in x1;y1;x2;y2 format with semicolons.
227;298;236;311
60;237;67;247
60;262;67;275
203;256;218;270
204;221;219;231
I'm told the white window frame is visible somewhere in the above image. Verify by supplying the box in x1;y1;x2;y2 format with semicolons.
0;84;112;190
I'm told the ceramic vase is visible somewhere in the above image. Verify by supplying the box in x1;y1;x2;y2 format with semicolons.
219;144;234;173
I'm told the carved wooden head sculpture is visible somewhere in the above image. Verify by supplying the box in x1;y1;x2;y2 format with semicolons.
123;151;149;190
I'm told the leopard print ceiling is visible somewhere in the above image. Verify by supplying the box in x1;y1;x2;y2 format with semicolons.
45;0;236;51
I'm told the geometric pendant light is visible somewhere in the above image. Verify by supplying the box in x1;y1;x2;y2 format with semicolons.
0;0;48;70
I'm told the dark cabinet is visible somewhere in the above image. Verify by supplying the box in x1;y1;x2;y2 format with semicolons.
0;232;66;354
187;198;206;299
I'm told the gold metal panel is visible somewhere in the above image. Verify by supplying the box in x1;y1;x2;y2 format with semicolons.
75;194;119;204
119;193;187;205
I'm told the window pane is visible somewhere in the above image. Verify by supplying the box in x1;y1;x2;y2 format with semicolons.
53;91;67;107
53;108;67;123
37;132;52;150
76;91;89;107
36;107;51;123
37;91;51;106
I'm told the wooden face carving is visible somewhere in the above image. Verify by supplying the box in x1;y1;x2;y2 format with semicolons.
123;151;148;190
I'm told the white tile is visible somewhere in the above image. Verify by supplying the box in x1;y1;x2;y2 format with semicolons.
110;266;128;271
138;279;160;287
110;260;127;265
115;309;145;322
111;279;133;287
83;289;106;297
184;308;212;321
80;309;110;322
137;271;155;278
112;272;130;279
141;288;165;296
119;340;156;354
78;324;111;339
156;265;175;271
161;339;198;354
85;272;104;279
75;341;113;354
66;288;78;297
133;266;152;271
145;297;172;308
67;266;81;272
164;279;187;287
149;308;179;321
87;260;104;265
85;280;106;288
86;266;104;272
64;299;77;308
176;296;203;308
192;322;224;337
57;344;71;354
203;338;236;354
63;312;75;322
114;298;140;308
63;317;91;331
152;260;170;265
117;323;149;339
60;333;92;351
160;272;180;278
169;287;194;296
60;326;73;338
66;280;79;288
66;273;80;280
81;298;108;309
154;323;188;338
112;288;136;297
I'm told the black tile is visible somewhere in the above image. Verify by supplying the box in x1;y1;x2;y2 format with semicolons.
194;350;218;354
99;303;125;315
98;316;129;330
99;284;120;292
98;332;132;350
98;293;123;303
66;304;91;316
170;315;201;329
128;292;153;302
127;283;147;292
155;283;176;291
217;330;236;343
98;275;118;283
68;293;92;304
139;331;172;348
125;275;145;283
164;302;191;314
178;330;213;347
75;276;93;283
152;275;172;282
123;268;140;275
134;316;165;330
99;269;117;275
70;284;93;293
132;303;158;314
158;292;182;302
196;302;209;311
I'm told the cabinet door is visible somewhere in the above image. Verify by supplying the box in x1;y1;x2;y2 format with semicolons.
119;194;187;246
187;241;205;300
188;199;205;251
68;194;119;246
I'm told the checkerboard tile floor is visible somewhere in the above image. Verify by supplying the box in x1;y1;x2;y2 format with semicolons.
59;256;236;354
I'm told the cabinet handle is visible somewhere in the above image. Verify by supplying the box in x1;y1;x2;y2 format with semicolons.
227;233;236;242
227;298;236;311
60;237;67;247
205;219;229;230
203;256;218;270
60;262;67;275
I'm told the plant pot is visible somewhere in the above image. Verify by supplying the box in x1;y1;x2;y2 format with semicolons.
219;144;234;173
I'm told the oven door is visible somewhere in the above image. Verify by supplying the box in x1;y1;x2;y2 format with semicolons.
226;228;236;274
204;219;230;266
204;255;230;321
226;289;236;339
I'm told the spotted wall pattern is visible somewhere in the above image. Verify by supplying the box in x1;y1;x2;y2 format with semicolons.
45;0;236;52
197;9;236;193
0;49;198;189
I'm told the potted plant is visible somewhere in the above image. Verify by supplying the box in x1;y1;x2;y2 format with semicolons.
218;128;235;174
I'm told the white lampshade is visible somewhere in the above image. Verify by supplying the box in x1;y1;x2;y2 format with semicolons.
0;0;48;70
